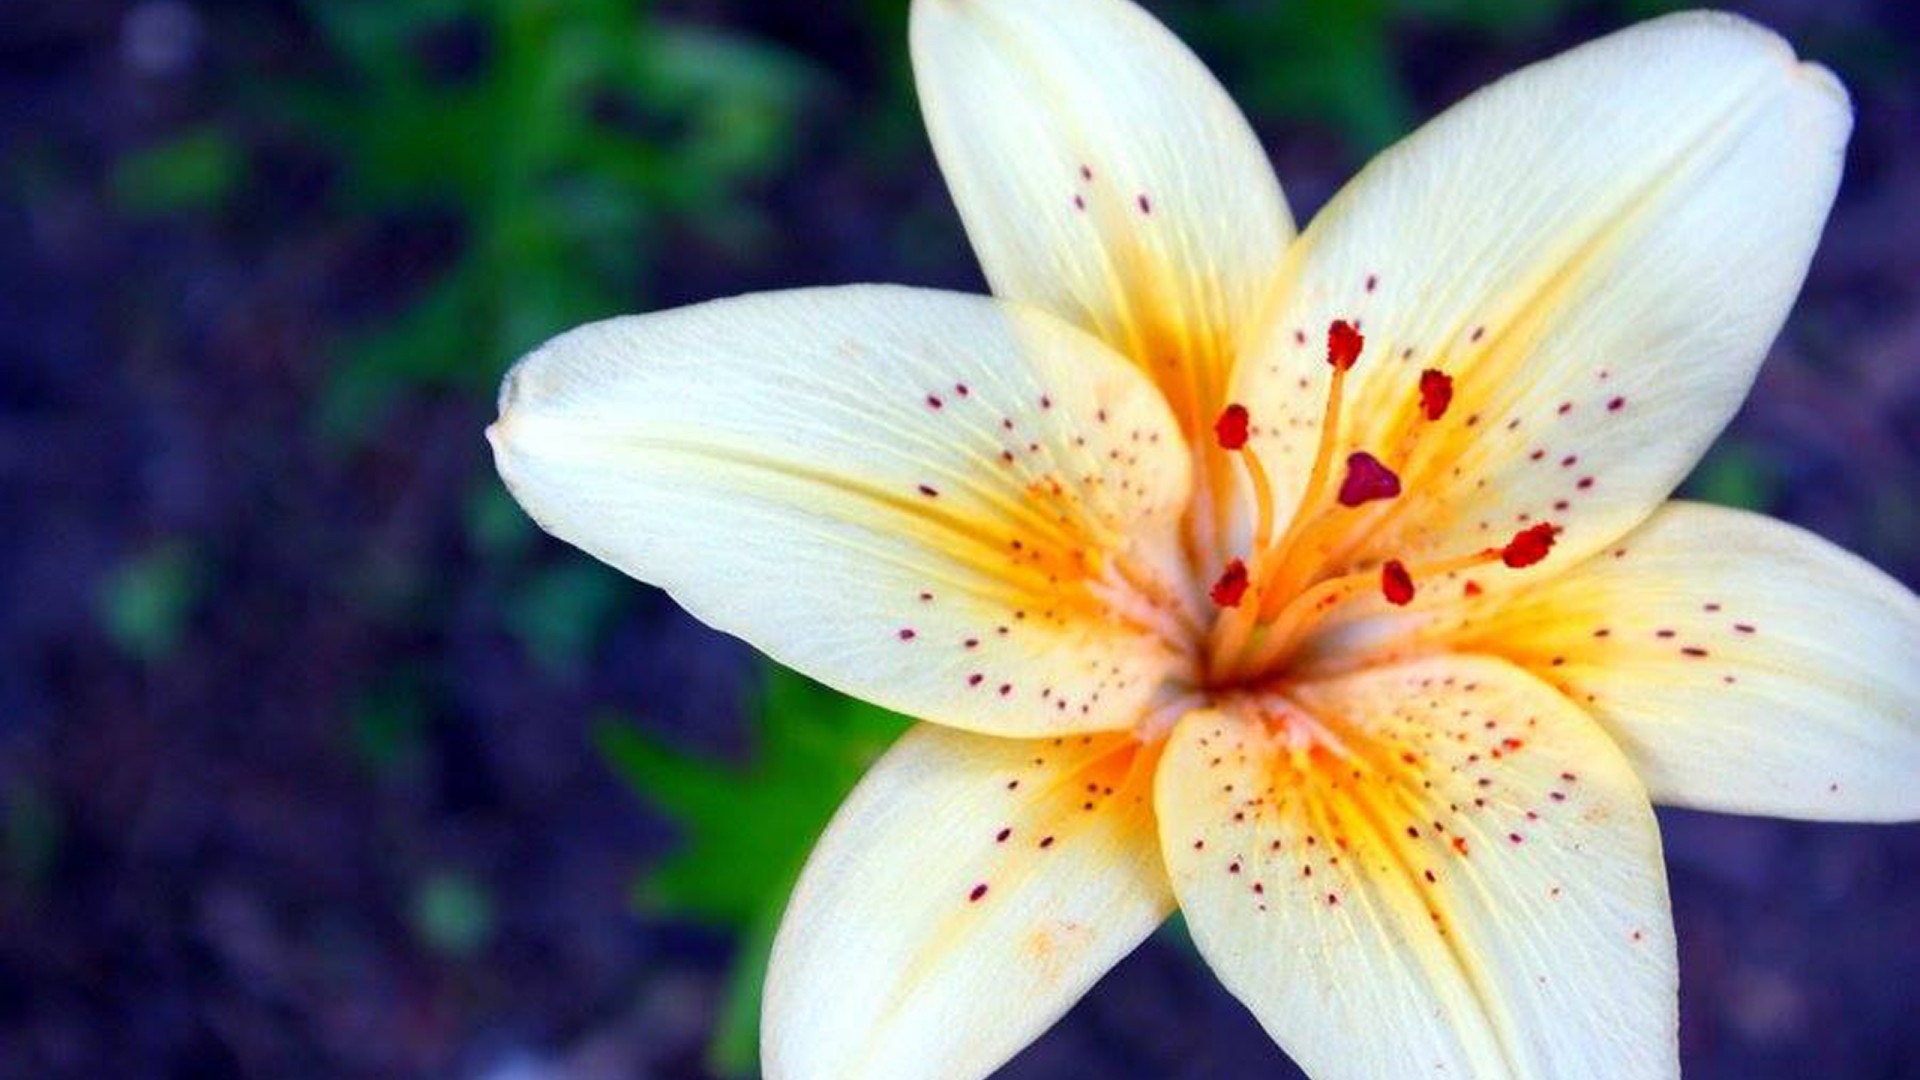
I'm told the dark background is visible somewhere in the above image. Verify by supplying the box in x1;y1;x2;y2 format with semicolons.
4;0;1918;1077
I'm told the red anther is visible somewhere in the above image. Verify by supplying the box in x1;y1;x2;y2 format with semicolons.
1502;523;1558;568
1327;320;1364;371
1337;451;1401;507
1210;558;1251;608
1418;369;1454;421
1214;403;1250;450
1381;560;1415;606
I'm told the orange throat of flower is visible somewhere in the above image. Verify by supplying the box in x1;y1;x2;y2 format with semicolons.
1195;319;1558;690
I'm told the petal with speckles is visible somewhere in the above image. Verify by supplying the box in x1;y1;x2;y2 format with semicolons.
1230;12;1850;577
490;286;1197;738
765;723;1171;1080
911;0;1293;437
1158;656;1677;1080
1423;502;1920;822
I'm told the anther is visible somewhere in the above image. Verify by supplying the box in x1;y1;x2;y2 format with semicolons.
1501;523;1558;568
1210;559;1250;608
1381;560;1415;605
1418;369;1454;421
1214;403;1250;450
1327;320;1364;371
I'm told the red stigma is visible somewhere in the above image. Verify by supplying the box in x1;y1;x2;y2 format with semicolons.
1214;403;1250;450
1327;320;1364;371
1210;558;1251;608
1418;369;1454;421
1380;560;1415;606
1501;523;1558;568
1337;451;1401;507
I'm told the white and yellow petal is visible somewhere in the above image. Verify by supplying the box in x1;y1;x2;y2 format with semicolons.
1232;11;1850;574
1158;656;1676;1080
764;723;1171;1080
1434;502;1920;821
489;286;1196;738
912;0;1293;434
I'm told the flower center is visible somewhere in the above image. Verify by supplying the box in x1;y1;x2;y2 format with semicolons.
1196;319;1557;689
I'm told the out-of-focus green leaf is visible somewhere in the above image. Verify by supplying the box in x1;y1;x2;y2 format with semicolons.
4;783;63;894
412;871;496;957
1175;0;1411;152
505;560;630;675
110;128;244;216
273;0;823;449
598;663;909;1076
465;481;536;559
97;540;204;662
350;677;431;775
1400;0;1572;39
1682;441;1779;512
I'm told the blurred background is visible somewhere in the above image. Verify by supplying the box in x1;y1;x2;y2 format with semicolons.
3;0;1918;1077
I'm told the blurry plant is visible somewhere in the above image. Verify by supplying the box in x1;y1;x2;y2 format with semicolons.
1682;440;1779;512
412;869;498;958
273;0;825;446
1176;0;1682;153
109;126;244;217
598;665;909;1077
96;539;205;662
504;559;631;676
3;783;64;897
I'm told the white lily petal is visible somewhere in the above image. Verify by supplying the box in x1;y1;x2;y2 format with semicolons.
490;286;1196;737
912;0;1293;435
1233;11;1849;575
1158;656;1676;1080
764;723;1171;1080
1431;502;1920;821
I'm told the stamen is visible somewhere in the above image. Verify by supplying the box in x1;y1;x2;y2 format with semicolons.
1501;523;1558;568
1380;559;1415;605
1418;369;1453;421
1337;451;1401;507
1216;403;1276;547
1210;559;1250;608
1290;320;1366;524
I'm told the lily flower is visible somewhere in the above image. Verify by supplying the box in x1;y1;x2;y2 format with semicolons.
487;1;1920;1077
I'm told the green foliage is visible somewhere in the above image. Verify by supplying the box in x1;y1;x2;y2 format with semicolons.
412;870;498;957
97;540;205;662
277;0;825;446
503;559;630;676
598;664;910;1076
4;783;63;895
1682;440;1779;512
1177;0;1415;152
110;127;244;216
350;676;432;776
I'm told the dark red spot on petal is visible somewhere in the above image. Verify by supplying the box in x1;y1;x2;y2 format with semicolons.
968;883;989;902
1338;451;1401;507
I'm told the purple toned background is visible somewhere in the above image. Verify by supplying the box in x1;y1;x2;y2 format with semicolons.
3;1;1918;1077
